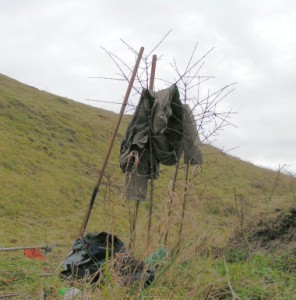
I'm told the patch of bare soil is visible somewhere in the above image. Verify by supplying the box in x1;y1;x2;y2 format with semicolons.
249;208;296;253
226;208;296;262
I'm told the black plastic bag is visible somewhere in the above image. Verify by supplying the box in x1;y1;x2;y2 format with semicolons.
60;231;154;287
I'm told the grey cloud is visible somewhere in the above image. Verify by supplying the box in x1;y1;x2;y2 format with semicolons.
0;0;295;173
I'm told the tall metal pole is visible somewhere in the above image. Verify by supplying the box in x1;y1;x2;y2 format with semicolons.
78;47;144;237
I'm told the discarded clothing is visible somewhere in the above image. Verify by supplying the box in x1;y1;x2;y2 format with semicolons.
60;232;154;287
120;84;202;201
120;84;183;200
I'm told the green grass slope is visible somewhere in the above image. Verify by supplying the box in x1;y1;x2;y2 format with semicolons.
0;74;295;299
0;74;122;242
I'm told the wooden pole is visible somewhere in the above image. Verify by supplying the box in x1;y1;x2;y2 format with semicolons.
149;55;157;91
147;54;157;244
177;162;190;246
129;199;140;250
78;47;144;237
164;153;182;246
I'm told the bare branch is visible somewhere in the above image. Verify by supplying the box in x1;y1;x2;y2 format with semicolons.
89;76;126;81
146;29;172;57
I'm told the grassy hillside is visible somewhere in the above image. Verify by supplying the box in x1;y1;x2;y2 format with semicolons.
0;74;295;299
0;74;122;242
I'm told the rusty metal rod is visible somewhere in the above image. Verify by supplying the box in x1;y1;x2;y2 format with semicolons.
78;47;144;237
0;244;56;252
0;246;45;251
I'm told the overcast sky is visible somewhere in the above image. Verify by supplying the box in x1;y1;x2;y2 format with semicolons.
1;0;295;174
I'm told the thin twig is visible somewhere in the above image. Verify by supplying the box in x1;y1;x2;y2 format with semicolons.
146;29;172;57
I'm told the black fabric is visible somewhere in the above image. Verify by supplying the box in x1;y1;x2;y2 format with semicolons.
60;232;154;287
60;232;126;281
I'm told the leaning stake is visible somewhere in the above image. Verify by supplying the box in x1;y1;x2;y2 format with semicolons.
78;47;144;237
